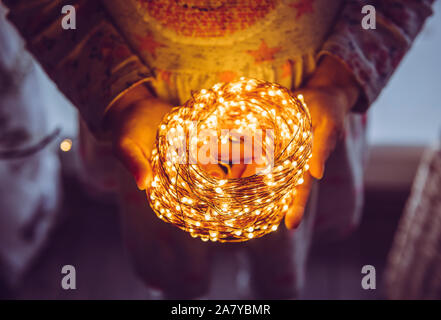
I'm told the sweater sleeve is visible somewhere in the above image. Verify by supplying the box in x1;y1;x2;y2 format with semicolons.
318;0;434;112
4;0;154;137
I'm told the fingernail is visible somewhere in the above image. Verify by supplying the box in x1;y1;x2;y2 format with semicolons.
136;177;147;190
286;219;301;230
285;219;294;229
285;206;305;229
317;164;325;179
292;220;302;229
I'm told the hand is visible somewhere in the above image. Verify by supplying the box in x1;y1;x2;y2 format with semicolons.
284;56;360;229
106;84;173;190
107;86;212;298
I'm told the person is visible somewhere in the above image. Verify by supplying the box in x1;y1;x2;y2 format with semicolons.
3;0;434;298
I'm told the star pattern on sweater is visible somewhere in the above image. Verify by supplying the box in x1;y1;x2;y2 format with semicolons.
246;40;281;65
136;33;165;58
290;0;315;18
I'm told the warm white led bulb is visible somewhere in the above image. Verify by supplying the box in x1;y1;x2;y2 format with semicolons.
147;78;312;242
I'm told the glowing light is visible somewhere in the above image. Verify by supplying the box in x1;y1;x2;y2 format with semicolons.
147;78;312;242
60;139;72;152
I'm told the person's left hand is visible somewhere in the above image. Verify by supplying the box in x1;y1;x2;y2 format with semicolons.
284;56;360;229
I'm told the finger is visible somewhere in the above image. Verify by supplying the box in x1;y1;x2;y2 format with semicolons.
309;124;338;180
285;172;313;229
114;138;152;190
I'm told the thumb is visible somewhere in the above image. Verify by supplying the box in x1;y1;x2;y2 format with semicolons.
309;124;338;180
285;172;313;229
114;138;152;190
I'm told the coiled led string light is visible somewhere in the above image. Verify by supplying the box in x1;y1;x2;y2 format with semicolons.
147;78;312;242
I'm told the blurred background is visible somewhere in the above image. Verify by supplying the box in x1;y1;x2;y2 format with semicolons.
0;2;440;300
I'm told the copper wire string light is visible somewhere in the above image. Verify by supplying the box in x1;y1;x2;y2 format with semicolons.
147;78;312;242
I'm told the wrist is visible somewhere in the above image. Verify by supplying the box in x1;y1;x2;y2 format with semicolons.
105;84;155;129
109;84;154;115
306;55;360;113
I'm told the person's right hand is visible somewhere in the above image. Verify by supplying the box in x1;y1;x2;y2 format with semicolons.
107;85;212;298
106;84;173;190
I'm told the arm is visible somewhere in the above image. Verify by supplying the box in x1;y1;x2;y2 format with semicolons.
3;0;154;137
285;0;435;228
4;0;171;188
318;0;435;112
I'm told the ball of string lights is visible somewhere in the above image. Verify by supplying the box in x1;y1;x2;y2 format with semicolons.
147;78;312;242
